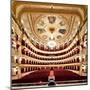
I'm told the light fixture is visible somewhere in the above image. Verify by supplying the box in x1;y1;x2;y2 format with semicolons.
23;37;26;40
21;19;24;24
47;40;56;48
19;57;22;62
14;56;17;60
13;67;18;73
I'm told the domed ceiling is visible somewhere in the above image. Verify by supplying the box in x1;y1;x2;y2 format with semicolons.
21;13;80;49
12;1;87;50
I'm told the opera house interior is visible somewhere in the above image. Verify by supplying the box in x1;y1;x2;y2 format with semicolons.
11;0;88;88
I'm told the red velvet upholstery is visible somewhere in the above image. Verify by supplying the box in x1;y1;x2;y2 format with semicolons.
12;69;87;84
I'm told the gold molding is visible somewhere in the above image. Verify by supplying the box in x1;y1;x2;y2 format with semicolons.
12;0;87;23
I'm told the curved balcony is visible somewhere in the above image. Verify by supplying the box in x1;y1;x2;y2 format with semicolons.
21;38;80;56
21;46;80;61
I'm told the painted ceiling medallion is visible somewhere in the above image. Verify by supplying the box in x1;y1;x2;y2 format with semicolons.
59;21;65;26
48;16;56;24
59;29;66;34
37;28;45;34
21;13;80;46
34;14;69;43
42;35;48;39
57;35;62;39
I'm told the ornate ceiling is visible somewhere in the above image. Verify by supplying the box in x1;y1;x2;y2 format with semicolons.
12;1;87;50
21;13;80;48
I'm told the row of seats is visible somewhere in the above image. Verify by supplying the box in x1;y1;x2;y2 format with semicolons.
13;69;86;84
